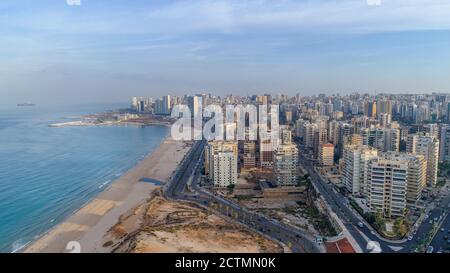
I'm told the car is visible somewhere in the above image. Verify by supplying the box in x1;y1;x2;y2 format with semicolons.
426;246;434;253
316;237;323;244
407;236;413;241
357;222;364;228
441;228;446;232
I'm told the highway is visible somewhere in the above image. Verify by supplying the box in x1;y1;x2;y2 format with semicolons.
164;140;323;253
428;192;450;253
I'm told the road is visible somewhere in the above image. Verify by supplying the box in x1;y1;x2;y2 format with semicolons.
165;140;323;253
428;192;450;253
299;155;382;253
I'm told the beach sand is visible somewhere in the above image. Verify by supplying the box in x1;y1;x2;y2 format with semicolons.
24;137;192;253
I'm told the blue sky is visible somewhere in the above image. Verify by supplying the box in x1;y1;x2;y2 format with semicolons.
1;0;450;104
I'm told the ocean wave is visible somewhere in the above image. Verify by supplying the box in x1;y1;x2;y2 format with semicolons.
98;180;112;189
11;238;31;253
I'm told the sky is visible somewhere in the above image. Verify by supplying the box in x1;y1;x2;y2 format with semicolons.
1;0;450;105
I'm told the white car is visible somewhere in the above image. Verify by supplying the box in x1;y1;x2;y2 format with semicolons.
407;235;413;241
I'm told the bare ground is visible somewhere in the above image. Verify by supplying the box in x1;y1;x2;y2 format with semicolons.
102;190;284;253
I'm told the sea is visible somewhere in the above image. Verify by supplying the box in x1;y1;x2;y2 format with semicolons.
0;103;169;253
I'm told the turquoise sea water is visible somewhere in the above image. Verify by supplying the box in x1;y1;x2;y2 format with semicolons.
0;104;169;252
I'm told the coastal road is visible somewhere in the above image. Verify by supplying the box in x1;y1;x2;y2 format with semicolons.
164;140;322;253
299;155;376;253
428;192;450;253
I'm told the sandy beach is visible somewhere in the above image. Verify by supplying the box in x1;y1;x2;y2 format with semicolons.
24;136;192;253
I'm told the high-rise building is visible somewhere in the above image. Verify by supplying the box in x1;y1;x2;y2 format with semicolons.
205;141;238;176
377;99;393;118
154;95;171;115
319;143;334;166
379;113;392;127
384;128;400;152
298;121;317;148
440;124;450;162
188;95;202;118
259;138;274;168
313;127;328;159
337;123;353;158
424;123;439;139
256;95;269;106
405;154;427;204
284;110;293;124
131;97;139;111
364;101;377;118
342;144;378;196
447;102;450;122
273;131;299;186
367;153;426;218
162;95;171;115
242;141;256;169
361;127;399;152
407;133;439;186
205;141;238;187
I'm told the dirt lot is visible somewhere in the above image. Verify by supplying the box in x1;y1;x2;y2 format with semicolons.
102;190;284;253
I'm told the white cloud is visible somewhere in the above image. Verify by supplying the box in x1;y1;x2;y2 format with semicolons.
367;0;382;6
2;0;450;36
144;0;450;34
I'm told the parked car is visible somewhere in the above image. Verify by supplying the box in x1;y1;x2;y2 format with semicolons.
426;246;434;253
357;222;364;228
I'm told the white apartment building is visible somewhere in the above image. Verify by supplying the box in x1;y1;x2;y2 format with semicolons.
319;143;334;166
273;131;299;186
440;124;450;162
342;144;378;196
205;142;238;188
367;153;426;218
361;127;400;152
407;133;439;186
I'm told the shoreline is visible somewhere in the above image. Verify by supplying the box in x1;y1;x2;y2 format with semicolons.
48;120;172;128
23;134;192;253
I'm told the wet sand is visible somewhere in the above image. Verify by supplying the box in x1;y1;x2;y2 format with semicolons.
24;137;192;253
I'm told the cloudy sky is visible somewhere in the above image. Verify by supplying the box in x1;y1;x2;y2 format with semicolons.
1;0;450;104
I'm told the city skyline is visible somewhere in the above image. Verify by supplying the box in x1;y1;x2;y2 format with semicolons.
1;0;450;105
